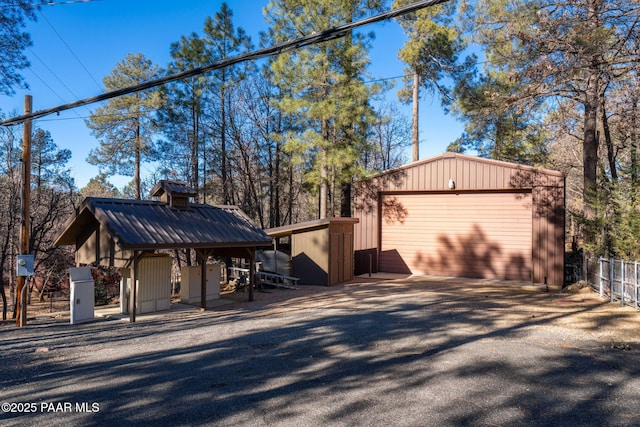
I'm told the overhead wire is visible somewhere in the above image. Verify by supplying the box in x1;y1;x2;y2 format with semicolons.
26;73;417;123
1;0;452;127
27;47;85;118
0;0;102;7
37;9;103;91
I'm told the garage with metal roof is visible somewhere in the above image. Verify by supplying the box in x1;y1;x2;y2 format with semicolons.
353;153;565;286
55;180;272;321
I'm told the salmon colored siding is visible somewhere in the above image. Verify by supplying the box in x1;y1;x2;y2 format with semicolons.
379;192;533;280
354;153;565;286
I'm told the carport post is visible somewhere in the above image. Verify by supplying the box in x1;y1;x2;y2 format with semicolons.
198;249;209;310
246;248;255;302
129;251;142;323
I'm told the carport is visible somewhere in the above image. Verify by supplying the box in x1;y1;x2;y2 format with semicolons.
55;180;272;321
353;153;565;286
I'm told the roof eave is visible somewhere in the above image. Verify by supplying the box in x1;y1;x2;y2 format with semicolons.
367;152;566;180
116;240;273;251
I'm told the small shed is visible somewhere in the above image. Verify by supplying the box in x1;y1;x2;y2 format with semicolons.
55;180;272;321
353;153;566;286
265;217;359;286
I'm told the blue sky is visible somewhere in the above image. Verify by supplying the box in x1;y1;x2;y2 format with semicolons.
0;0;463;189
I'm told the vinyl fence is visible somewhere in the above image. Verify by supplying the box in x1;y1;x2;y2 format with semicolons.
592;257;640;310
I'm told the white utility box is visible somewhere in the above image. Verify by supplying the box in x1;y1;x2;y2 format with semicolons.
69;267;95;325
180;264;221;304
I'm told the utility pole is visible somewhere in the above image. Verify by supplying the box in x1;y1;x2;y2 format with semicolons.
16;95;32;327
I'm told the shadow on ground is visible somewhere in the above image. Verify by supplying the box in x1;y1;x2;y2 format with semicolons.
2;277;640;426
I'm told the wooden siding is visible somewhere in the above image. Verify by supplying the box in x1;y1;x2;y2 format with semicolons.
266;217;358;286
354;153;565;286
379;192;532;280
76;223;132;268
292;227;329;286
329;222;355;285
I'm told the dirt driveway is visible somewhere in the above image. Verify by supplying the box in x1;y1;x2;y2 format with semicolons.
2;275;640;426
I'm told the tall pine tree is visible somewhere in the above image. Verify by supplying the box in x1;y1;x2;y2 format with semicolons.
266;0;383;218
86;53;163;199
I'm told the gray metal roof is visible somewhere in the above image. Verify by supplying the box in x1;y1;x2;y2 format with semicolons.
55;197;272;250
150;180;198;198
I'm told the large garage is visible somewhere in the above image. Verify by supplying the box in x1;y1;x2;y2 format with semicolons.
353;153;565;286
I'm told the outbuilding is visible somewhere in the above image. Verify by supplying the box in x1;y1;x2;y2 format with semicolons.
353;153;565;286
265;217;359;286
55;180;272;321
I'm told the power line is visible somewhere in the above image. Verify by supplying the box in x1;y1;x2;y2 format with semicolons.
28;48;86;107
1;0;451;127
38;9;104;91
1;0;102;7
25;65;67;104
42;0;102;5
32;73;417;123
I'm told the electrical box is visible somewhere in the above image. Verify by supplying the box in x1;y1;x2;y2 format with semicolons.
16;254;34;277
180;264;221;304
69;267;95;325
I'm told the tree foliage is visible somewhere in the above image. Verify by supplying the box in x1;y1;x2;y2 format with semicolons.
454;0;640;255
0;121;76;319
86;53;163;199
266;0;385;218
0;0;43;95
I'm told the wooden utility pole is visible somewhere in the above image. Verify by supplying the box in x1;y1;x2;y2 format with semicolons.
16;95;32;327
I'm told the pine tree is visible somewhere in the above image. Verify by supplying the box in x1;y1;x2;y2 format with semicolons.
394;0;470;162
86;53;163;199
266;0;383;218
460;0;640;247
0;0;42;95
202;2;252;205
158;33;209;200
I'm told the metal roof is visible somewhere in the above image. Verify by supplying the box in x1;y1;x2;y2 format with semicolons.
55;197;272;250
150;180;198;198
265;217;359;238
374;152;566;179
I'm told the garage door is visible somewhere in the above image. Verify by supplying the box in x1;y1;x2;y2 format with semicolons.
379;192;532;280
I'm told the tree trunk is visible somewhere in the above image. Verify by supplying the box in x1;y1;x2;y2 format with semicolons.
221;75;230;205
630;95;639;201
412;70;419;162
1;279;6;320
601;96;617;183
134;116;141;200
190;100;199;201
582;72;600;248
319;151;328;219
340;181;351;217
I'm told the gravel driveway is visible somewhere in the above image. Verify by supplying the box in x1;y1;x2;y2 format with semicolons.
2;275;640;426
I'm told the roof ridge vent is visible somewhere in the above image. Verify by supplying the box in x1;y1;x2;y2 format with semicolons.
150;180;198;209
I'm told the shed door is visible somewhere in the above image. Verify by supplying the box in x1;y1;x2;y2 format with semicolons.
380;192;532;281
330;231;353;285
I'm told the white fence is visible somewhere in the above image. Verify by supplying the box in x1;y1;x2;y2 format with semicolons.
594;258;640;310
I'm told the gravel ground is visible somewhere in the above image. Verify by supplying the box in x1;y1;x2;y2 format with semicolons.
1;275;640;426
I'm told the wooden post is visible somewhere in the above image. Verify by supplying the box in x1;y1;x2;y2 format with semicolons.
247;248;255;302
16;95;32;328
199;250;207;310
129;251;139;323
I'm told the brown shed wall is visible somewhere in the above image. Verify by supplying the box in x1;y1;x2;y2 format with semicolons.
76;222;132;268
354;153;565;286
266;218;358;286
